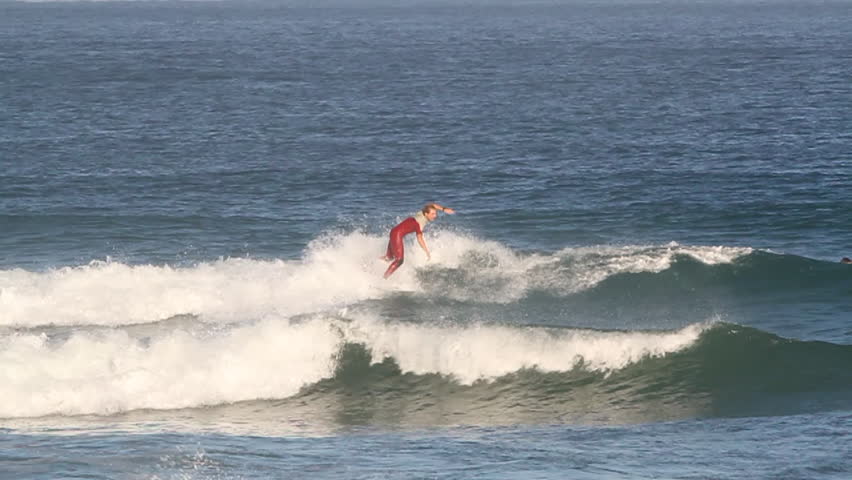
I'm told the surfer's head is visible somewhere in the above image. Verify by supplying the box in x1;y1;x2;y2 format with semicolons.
422;204;439;221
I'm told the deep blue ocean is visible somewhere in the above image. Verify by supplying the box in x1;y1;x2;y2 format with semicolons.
1;0;851;478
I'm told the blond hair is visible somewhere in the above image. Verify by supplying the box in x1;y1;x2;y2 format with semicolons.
421;204;439;215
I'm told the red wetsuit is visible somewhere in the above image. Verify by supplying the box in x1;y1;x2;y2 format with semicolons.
383;216;423;278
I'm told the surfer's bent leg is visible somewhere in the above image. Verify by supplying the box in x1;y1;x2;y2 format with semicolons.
383;257;404;279
383;232;405;278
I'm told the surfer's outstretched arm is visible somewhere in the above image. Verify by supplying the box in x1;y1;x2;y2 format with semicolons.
427;203;455;214
416;233;430;260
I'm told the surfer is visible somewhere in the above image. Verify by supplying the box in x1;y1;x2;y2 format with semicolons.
381;203;455;278
842;257;852;264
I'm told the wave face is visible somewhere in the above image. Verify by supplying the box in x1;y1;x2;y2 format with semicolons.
1;232;850;423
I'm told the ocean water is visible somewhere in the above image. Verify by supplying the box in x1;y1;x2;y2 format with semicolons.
1;0;851;478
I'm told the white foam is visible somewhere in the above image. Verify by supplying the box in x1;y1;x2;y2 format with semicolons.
0;318;340;418
406;230;556;303
0;233;752;328
0;313;711;418
0;232;395;327
342;314;709;384
535;242;753;294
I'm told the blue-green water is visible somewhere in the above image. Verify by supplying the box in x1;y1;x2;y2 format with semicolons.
1;1;851;479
